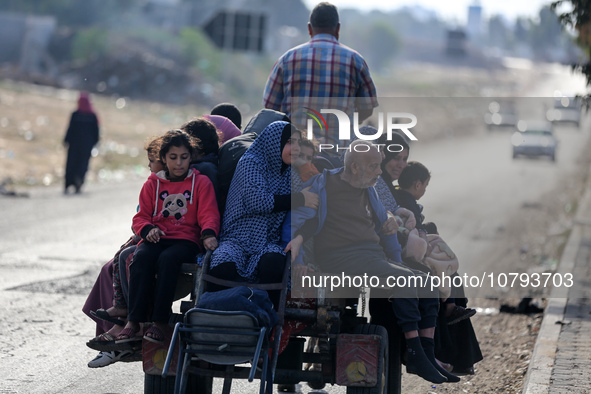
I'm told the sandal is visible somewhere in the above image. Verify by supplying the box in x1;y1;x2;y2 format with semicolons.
446;306;477;325
143;325;166;345
436;358;454;373
88;332;116;344
115;327;142;344
452;365;475;375
90;309;126;327
86;332;116;351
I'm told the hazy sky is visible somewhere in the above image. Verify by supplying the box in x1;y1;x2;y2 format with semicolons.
302;0;558;24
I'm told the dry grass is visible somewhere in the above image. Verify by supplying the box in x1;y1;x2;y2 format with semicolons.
0;80;210;188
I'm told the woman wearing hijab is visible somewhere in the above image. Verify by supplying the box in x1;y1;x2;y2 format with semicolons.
202;114;241;144
372;130;483;376
208;121;317;306
64;92;100;194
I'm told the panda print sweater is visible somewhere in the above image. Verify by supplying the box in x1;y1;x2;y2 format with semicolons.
132;168;220;246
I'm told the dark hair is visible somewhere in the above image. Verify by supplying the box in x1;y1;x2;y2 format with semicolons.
397;161;430;189
300;137;316;155
380;132;409;162
181;118;219;155
379;131;410;183
210;102;242;129
159;129;200;162
310;2;339;30
280;124;302;152
145;135;163;157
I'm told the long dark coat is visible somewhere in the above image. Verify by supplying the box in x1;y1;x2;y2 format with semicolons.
64;110;99;190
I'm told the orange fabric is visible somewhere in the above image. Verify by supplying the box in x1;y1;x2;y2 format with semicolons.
299;162;320;182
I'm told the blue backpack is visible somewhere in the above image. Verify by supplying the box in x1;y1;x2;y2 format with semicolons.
197;286;278;329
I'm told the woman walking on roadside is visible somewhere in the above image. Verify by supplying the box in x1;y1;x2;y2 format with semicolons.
63;92;100;194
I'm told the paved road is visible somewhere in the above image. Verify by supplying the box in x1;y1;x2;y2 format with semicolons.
0;64;588;393
0;180;146;394
1;123;588;393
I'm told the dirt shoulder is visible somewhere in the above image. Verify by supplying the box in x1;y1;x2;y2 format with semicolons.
401;134;591;393
2;75;589;393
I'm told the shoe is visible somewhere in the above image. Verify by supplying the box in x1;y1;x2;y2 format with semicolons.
436;358;454;373
446;306;476;325
88;340;142;352
88;350;134;368
452;366;475;375
277;384;296;392
308;381;326;390
143;325;165;345
86;332;116;351
119;351;143;363
88;331;142;352
115;327;142;344
90;309;126;326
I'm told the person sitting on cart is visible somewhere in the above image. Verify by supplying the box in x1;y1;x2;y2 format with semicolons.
116;130;220;344
286;140;460;384
208;121;318;308
181;117;223;206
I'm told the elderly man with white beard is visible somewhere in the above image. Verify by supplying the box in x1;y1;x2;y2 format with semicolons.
287;140;460;384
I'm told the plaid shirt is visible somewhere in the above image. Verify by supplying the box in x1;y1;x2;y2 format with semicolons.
263;34;378;145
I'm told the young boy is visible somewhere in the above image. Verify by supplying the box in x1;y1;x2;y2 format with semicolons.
393;161;475;325
392;161;434;234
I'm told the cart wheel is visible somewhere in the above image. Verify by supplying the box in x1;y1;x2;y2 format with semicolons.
189;375;213;394
346;324;388;394
144;373;213;394
144;374;175;394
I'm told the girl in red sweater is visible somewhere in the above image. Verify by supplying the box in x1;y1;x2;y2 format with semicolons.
116;129;220;344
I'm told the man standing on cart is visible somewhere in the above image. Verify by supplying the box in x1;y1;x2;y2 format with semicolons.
263;1;378;160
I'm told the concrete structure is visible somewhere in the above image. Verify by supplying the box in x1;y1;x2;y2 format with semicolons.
0;12;56;74
466;2;482;41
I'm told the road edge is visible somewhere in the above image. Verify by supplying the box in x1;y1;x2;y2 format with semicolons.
522;162;591;393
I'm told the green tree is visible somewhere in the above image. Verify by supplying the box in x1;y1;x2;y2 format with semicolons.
179;27;222;79
340;16;401;73
514;18;529;43
70;27;109;62
488;15;509;48
530;6;564;58
536;6;563;45
552;0;591;96
365;21;402;72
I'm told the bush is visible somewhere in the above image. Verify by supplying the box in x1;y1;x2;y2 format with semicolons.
179;27;222;79
71;27;109;62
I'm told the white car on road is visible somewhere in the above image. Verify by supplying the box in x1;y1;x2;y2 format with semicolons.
546;96;582;128
511;121;558;161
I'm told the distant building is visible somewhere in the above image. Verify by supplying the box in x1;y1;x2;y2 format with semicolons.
0;12;56;75
445;29;467;57
139;0;309;53
466;2;482;41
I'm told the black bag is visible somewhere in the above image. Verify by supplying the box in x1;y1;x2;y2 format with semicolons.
217;108;290;213
217;132;257;213
242;108;290;136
